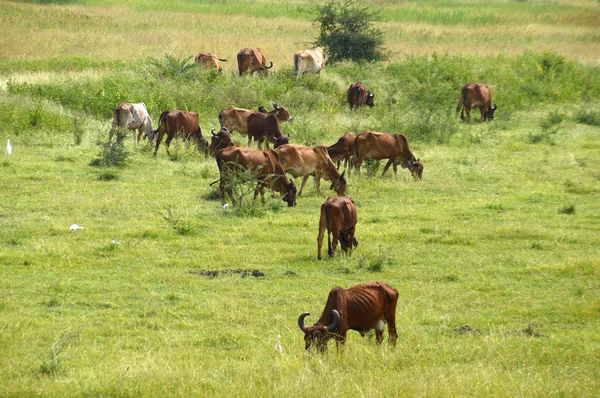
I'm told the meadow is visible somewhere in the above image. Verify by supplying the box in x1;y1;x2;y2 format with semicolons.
1;0;600;396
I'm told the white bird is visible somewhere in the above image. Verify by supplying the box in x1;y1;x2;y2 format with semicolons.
275;334;283;355
6;138;12;156
110;240;121;246
222;203;230;210
69;224;84;231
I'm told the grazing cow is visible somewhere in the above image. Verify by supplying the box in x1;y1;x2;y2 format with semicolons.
237;47;273;76
109;102;155;145
327;132;357;170
215;146;297;207
152;110;208;156
456;83;497;122
218;105;290;146
316;196;357;260
247;104;293;149
347;82;374;109
294;47;325;78
195;52;227;73
298;282;399;351
275;144;346;197
352;131;423;180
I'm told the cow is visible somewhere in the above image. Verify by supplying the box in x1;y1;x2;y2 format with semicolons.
316;196;357;260
152;110;208;157
194;52;227;73
298;282;399;351
456;83;497;122
326;132;357;170
209;127;237;157
215;146;297;207
218;105;291;146
247;104;293;149
237;47;273;76
352;131;423;180
109;102;155;145
294;47;325;78
275;144;346;197
347;82;374;109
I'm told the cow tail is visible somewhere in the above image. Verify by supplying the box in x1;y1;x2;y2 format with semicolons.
237;53;244;76
294;53;299;73
457;88;467;118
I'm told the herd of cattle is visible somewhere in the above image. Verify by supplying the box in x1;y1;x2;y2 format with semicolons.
108;47;498;350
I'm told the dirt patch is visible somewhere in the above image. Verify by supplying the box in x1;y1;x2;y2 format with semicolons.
189;269;265;278
453;324;482;335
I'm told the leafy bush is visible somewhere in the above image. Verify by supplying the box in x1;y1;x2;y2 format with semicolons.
314;0;386;63
147;55;197;80
90;130;130;168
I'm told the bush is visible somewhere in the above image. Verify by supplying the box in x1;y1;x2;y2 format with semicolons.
314;0;386;63
90;130;130;168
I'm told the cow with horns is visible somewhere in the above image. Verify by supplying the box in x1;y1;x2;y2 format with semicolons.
298;282;399;352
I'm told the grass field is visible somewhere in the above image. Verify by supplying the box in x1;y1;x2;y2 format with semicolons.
1;0;600;396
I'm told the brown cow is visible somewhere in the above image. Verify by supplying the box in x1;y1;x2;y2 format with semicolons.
153;110;208;156
275;144;346;196
298;282;398;351
316;196;357;260
294;47;325;78
194;52;227;73
215;146;297;207
327;132;356;170
456;83;497;122
209;127;237;157
347;82;374;109
237;47;273;76
218;105;290;146
109;102;155;145
352;131;423;180
247;104;293;149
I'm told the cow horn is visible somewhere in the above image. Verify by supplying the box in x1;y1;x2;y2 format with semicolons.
298;312;310;332
326;310;341;332
273;103;279;110
287;132;290;138
492;104;497;111
211;128;216;136
340;170;345;179
266;61;273;69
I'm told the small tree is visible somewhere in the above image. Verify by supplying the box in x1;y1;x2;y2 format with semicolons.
314;0;386;63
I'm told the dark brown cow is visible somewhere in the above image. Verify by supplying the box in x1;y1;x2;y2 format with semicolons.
209;127;237;157
215;146;297;207
316;196;357;260
194;52;227;73
298;282;399;351
247;104;293;149
153;110;208;156
237;47;273;76
327;132;356;170
218;105;289;146
352;131;423;180
347;82;374;109
456;82;497;122
275;144;346;196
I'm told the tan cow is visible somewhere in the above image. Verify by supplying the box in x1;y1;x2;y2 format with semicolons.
218;104;291;146
275;144;346;196
237;48;273;76
194;52;227;73
456;83;497;122
109;102;155;145
352;131;423;180
294;47;325;78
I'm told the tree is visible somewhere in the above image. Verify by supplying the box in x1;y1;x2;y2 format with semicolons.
313;0;386;63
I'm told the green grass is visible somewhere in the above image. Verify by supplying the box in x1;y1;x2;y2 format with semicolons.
1;0;600;396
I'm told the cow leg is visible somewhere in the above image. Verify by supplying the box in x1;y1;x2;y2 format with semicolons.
137;129;144;145
381;159;393;177
466;106;472;123
393;162;398;177
375;320;386;345
385;307;398;346
317;212;327;260
153;131;165;156
298;175;310;196
331;230;340;257
480;107;486;122
314;172;322;193
164;134;175;155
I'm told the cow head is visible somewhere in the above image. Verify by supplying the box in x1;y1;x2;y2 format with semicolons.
330;170;347;196
408;158;424;181
273;103;293;122
274;135;289;148
366;92;375;107
282;179;297;207
339;231;358;252
209;127;234;156
298;310;341;352
485;104;498;121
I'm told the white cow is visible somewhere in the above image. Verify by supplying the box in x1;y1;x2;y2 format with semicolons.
294;48;325;78
109;102;155;145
